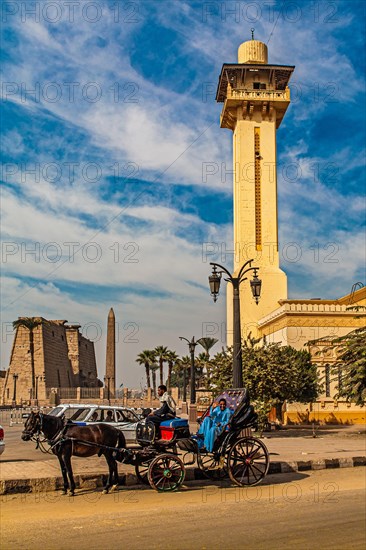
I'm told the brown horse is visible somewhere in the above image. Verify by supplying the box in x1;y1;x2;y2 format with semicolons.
22;411;126;495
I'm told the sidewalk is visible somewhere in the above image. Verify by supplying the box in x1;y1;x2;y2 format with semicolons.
1;425;365;494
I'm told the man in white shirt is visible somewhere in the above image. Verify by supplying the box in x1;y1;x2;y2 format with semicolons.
148;385;176;429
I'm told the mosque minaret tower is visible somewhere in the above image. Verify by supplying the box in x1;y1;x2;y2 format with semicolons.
216;32;295;340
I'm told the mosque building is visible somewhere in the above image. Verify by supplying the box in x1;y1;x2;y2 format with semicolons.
216;35;365;424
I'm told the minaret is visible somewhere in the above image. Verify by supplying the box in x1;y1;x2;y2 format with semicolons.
105;308;116;397
216;33;295;340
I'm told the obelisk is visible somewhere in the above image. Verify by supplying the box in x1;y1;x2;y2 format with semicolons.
105;308;116;398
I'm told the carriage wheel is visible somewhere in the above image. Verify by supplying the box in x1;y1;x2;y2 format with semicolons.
199;453;228;480
228;437;269;487
148;454;185;492
135;459;153;485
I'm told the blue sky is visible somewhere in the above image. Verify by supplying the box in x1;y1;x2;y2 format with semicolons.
1;0;365;387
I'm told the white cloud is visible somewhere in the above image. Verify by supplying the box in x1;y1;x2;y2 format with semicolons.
1;184;232;300
1;274;226;388
1;1;365;387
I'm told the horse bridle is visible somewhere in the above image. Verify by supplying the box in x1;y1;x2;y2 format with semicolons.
23;412;43;440
24;412;64;453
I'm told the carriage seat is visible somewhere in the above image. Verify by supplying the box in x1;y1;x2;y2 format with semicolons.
157;417;190;444
159;418;189;428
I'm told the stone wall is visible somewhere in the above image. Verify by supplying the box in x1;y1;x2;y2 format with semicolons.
64;327;80;383
1;324;45;403
1;318;100;405
78;333;99;387
285;401;365;425
43;321;74;390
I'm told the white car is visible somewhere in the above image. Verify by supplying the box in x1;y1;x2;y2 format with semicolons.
48;404;141;444
0;425;5;456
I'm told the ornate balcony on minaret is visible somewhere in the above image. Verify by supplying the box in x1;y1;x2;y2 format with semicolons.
216;38;294;131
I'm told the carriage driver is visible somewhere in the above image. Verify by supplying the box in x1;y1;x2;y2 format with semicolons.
148;385;176;429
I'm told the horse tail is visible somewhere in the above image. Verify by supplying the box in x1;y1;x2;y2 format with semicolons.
117;430;126;449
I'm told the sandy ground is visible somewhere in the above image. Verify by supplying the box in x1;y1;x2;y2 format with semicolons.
1;468;365;550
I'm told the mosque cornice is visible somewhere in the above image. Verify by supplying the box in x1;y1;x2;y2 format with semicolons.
258;301;366;328
216;63;295;102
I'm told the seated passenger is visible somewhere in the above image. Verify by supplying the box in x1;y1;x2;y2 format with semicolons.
148;385;176;432
197;398;233;452
105;410;114;422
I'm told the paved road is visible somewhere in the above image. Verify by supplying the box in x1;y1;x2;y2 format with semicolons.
3;424;365;464
4;425;56;462
1;468;365;549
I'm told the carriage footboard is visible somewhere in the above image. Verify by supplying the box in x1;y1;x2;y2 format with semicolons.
177;438;199;453
115;448;157;465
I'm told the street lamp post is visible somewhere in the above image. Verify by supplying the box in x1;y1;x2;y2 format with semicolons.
208;259;262;388
179;336;201;404
12;374;18;404
182;362;187;403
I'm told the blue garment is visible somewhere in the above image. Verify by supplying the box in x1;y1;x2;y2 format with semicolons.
198;406;232;452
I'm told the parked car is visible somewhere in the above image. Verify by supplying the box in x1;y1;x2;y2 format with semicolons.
0;425;5;456
48;404;141;444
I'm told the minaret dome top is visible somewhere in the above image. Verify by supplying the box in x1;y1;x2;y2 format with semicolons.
238;35;268;64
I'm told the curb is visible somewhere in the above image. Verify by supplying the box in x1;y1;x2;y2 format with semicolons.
267;456;366;474
1;456;365;495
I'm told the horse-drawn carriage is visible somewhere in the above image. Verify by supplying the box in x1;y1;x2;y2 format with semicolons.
121;388;270;492
22;389;270;494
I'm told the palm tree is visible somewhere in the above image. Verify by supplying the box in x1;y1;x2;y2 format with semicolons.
136;350;156;390
12;317;44;399
154;345;170;386
166;350;178;390
197;337;218;359
177;355;191;400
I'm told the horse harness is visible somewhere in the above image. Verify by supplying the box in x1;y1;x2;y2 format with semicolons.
27;413;122;455
23;413;67;454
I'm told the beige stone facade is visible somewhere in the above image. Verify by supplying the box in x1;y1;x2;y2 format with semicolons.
257;287;366;424
0;318;100;405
